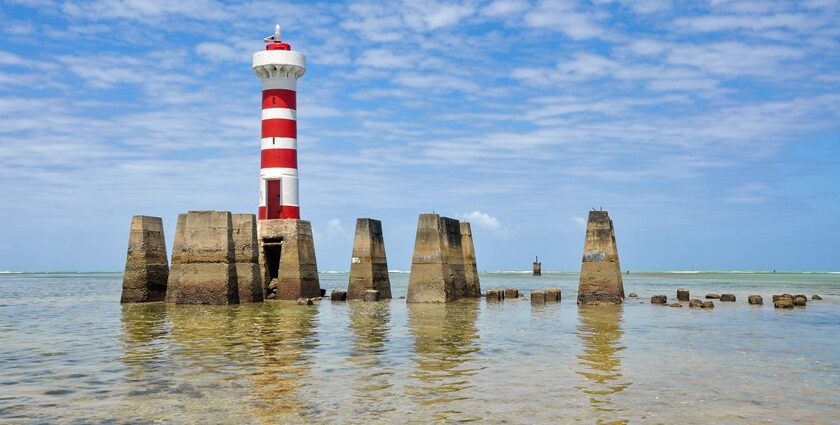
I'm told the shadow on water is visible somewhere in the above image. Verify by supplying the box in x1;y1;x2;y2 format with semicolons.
406;301;481;423
347;300;396;417
576;305;630;425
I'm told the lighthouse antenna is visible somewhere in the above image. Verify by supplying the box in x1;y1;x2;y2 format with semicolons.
264;23;282;43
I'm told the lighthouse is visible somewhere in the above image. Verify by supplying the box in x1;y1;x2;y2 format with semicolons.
252;25;320;300
253;24;305;220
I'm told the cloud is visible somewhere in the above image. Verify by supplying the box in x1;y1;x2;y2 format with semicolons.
572;216;587;229
524;0;606;39
462;211;510;238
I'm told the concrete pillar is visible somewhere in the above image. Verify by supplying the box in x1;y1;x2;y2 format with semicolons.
533;257;542;276
121;215;168;303
165;211;239;304
232;214;263;303
460;221;481;298
577;210;625;305
406;213;468;303
347;218;391;300
258;219;320;300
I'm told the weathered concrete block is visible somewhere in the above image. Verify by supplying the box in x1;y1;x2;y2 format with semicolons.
121;216;168;303
688;299;703;308
258;219;320;300
793;295;807;306
531;291;545;305
651;295;667;304
748;295;763;305
774;298;794;309
720;294;736;302
532;257;541;276
706;293;721;299
701;301;715;309
460;221;481;298
485;288;503;302
628;293;638;298
544;288;561;302
677;289;689;301
670;303;683;308
504;288;519;299
348;218;391;300
232;214;262;303
320;288;327;297
772;294;792;302
812;294;822;300
577;211;624;305
166;211;239;305
331;290;347;301
406;214;469;303
364;289;380;302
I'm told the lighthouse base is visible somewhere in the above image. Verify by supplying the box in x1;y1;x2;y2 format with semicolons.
258;219;320;300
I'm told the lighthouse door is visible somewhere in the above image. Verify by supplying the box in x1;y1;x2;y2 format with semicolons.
266;179;281;219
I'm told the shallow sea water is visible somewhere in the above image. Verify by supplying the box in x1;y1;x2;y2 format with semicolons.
1;271;839;424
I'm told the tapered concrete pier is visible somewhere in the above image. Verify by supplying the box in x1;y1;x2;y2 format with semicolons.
165;211;239;305
121;216;168;303
406;213;469;303
460;221;481;298
258;219;320;300
348;218;391;300
577;210;625;305
232;214;263;303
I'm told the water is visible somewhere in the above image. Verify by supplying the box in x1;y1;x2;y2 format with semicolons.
1;271;838;424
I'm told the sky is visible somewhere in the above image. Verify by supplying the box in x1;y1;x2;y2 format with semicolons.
0;0;839;272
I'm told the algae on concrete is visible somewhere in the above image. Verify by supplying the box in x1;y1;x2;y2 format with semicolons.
348;218;391;300
121;215;168;303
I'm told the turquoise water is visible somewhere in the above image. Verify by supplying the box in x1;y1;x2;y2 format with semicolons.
1;271;838;424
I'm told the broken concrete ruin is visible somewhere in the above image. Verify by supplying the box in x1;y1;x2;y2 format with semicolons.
121;215;168;303
406;213;472;303
166;211;239;304
232;214;263;303
460;221;481;298
577;210;625;305
347;218;391;300
258;219;321;300
533;257;542;276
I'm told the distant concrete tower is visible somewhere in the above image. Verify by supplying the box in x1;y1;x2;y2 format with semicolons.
253;24;306;220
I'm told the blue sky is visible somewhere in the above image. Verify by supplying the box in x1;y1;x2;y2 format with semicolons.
0;0;838;272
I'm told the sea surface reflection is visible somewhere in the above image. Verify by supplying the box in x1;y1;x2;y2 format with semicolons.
576;305;630;424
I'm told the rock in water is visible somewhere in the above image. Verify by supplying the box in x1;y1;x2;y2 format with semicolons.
720;294;736;302
320;288;327;297
330;290;347;301
748;295;763;305
296;297;313;305
504;288;519;300
688;299;703;308
544;288;561;302
677;289;689;301
701;301;715;309
812;294;823;300
651;295;667;304
773;294;792;302
628;293;638;298
670;303;683;308
774;298;794;309
706;293;720;299
485;289;503;302
793;295;807;306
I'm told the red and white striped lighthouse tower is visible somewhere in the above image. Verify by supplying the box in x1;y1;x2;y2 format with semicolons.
253;25;305;220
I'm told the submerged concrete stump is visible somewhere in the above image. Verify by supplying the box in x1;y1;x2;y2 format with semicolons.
121;216;168;303
531;291;545;305
406;213;469;303
677;289;689;301
533;257;542;276
545;288;561;302
331;290;347;301
460;222;481;298
486;289;503;302
166;211;238;305
232;214;263;303
577;210;625;305
504;288;519;299
347;218;391;300
258;219;320;300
